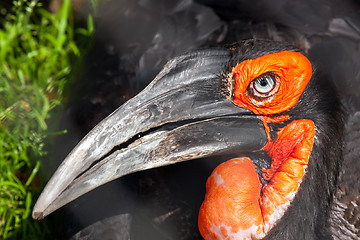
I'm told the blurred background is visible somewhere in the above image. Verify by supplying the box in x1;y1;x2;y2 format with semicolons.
0;0;359;239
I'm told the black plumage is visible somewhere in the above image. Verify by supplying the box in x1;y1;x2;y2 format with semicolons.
40;0;360;239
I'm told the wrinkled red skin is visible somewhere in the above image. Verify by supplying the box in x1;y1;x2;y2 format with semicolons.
198;51;314;240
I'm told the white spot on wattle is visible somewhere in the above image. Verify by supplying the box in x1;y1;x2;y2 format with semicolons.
284;189;297;201
209;223;265;240
211;171;224;187
261;186;301;233
233;157;246;163
263;198;291;233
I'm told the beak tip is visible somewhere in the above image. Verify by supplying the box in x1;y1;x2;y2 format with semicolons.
32;211;44;220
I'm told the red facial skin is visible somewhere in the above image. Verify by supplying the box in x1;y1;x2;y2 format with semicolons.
233;51;312;115
198;51;315;240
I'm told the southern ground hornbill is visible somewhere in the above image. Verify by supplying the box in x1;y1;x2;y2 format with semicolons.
33;1;360;239
33;39;358;239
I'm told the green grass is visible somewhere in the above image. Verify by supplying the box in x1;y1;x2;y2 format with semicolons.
0;0;93;238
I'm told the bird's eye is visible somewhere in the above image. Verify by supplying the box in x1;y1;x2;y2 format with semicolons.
248;73;280;98
254;76;275;93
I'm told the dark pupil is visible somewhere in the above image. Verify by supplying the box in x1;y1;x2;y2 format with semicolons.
259;78;269;87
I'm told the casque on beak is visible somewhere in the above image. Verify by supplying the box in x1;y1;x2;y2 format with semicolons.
32;49;267;219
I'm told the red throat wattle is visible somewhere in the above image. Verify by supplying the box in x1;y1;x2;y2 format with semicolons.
198;51;315;240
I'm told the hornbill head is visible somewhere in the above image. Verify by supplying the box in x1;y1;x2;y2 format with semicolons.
33;40;343;239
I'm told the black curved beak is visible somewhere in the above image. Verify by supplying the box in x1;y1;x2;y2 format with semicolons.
32;49;267;219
